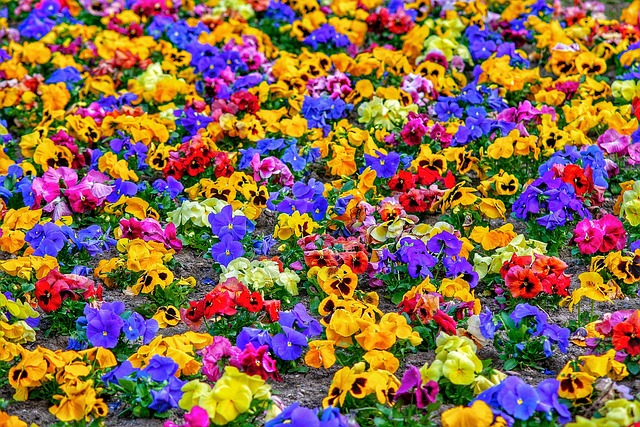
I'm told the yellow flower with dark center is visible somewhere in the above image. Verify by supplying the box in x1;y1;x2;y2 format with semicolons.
153;305;180;328
557;364;595;400
318;265;358;298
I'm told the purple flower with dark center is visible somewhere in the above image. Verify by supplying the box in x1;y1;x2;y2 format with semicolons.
427;231;462;256
209;205;247;240
143;355;179;382
272;326;308;360
397;237;437;278
86;308;124;348
443;257;478;288
364;151;400;179
210;234;244;266
395;365;439;408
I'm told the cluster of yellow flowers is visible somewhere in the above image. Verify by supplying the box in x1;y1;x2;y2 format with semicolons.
180;366;272;425
557;350;628;401
618;180;640;226
221;257;301;296
128;332;213;376
95;238;175;293
8;347;116;422
421;333;504;392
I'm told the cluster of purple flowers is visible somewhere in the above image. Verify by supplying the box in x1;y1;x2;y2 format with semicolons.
152;176;184;199
78;302;158;349
209;205;252;266
538;145;609;189
110;134;149;171
64;224;117;257
240;138;320;173
303;24;350;51
301;95;348;136
266;403;353;427
268;178;328;220
480;304;570;357
149;18;209;49
102;355;185;415
512;171;591;229
264;1;297;27
237;304;321;361
476;377;571;424
17;0;73;40
465;25;501;62
381;232;478;286
25;222;67;257
176;108;214;135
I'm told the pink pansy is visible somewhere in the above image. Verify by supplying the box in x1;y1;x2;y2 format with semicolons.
596;214;626;252
200;336;237;382
32;167;78;204
628;143;640;165
250;153;277;181
164;406;210;427
120;218;183;252
573;218;604;255
163;223;183;252
604;158;620;177
65;171;113;213
401;118;428;146
597;129;630;155
250;154;294;187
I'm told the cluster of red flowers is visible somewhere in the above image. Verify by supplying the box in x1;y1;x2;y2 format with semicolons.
366;7;416;34
501;254;571;300
387;169;455;214
34;269;103;312
594;310;640;357
299;234;369;274
163;136;234;180
550;163;600;203
181;278;280;330
398;290;469;335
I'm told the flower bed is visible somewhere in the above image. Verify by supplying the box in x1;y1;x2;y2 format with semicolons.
0;0;640;426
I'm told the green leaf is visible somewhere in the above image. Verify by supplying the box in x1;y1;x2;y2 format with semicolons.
503;359;518;371
499;311;517;330
118;379;136;393
627;362;640;375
